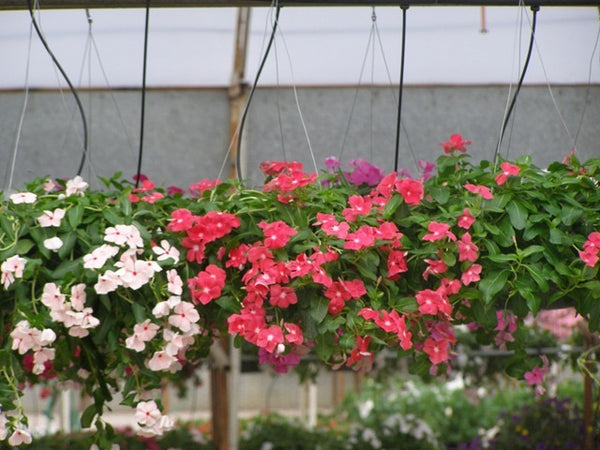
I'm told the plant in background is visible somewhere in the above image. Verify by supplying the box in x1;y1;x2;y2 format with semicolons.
1;135;599;447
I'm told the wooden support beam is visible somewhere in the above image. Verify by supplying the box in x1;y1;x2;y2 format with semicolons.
1;0;598;9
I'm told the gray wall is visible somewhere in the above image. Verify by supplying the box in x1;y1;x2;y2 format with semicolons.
2;85;599;192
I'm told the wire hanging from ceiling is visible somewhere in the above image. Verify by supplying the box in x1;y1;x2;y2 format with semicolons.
236;1;282;181
26;0;89;176
135;0;151;189
394;4;409;173
493;5;540;165
4;5;34;193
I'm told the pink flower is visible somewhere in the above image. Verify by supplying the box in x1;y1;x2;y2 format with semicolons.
314;213;350;239
104;224;143;248
423;222;457;242
37;208;66;227
439;133;471;154
41;282;66;310
524;356;549;396
344;225;376;250
94;270;121;294
70;283;87;311
387;250;408;278
189;179;221;196
395;178;424;206
8;429;32;446
457;208;476;230
166;269;183;295
495;162;520;185
134;319;160;341
65;176;89;196
461;264;482;285
345;158;384;187
464;184;494;200
458;232;478;262
284;323;304;345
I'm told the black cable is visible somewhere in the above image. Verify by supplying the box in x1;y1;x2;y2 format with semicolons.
494;5;539;164
394;5;409;173
236;3;282;181
26;0;89;176
136;0;151;189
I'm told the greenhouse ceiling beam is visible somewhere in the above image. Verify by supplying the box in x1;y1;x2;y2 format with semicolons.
1;0;599;9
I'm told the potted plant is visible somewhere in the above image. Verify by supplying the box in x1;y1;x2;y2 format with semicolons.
0;135;598;447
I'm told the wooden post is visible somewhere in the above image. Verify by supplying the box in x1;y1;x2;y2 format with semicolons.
210;338;230;450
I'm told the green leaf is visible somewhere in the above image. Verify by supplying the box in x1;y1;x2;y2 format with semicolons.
309;296;329;324
382;194;402;219
428;186;450;205
479;269;510;304
81;403;98;429
215;295;241;313
485;254;517;263
68;204;85;228
51;259;81;280
496;217;516;248
355;252;380;282
519;245;545;259
102;208;124;226
560;205;583;226
506;200;529;230
525;264;549;292
15;238;35;256
58;232;78;259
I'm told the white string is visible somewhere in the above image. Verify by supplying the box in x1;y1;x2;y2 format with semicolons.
494;1;526;167
4;6;36;193
217;0;279;181
275;25;318;175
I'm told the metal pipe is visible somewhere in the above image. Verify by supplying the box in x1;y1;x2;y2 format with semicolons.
0;0;598;10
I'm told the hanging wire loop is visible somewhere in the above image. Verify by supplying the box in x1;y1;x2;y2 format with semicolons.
236;2;282;181
26;0;89;176
394;4;409;173
494;4;540;165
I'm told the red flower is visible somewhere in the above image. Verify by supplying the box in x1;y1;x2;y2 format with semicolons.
167;208;195;232
314;213;349;239
464;184;494;200
342;195;372;222
423;222;457;242
284;323;304;345
439;133;471;154
260;160;303;176
189;179;221;196
344;225;376;250
461;264;482;285
495;162;520;185
269;285;298;308
422;258;448;280
259;220;297;249
256;325;284;353
457;208;476;230
457;232;478;262
395;178;424;206
181;237;206;264
387;250;408;278
347;336;374;371
226;244;249;269
580;248;599;267
188;264;226;305
416;289;451;317
423;337;450;365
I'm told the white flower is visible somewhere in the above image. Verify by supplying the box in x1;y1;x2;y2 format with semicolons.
105;224;143;248
39;328;57;346
8;428;32;446
116;257;154;290
1;255;26;289
9;192;37;204
37;208;66;227
166;269;183;295
83;244;119;269
147;349;177;372
152;301;171;318
10;320;37;354
94;270;121;295
135;400;162;427
41;282;66;310
152;240;180;264
70;283;87;311
65;175;89;196
168;301;199;333
44;237;63;252
0;412;7;440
